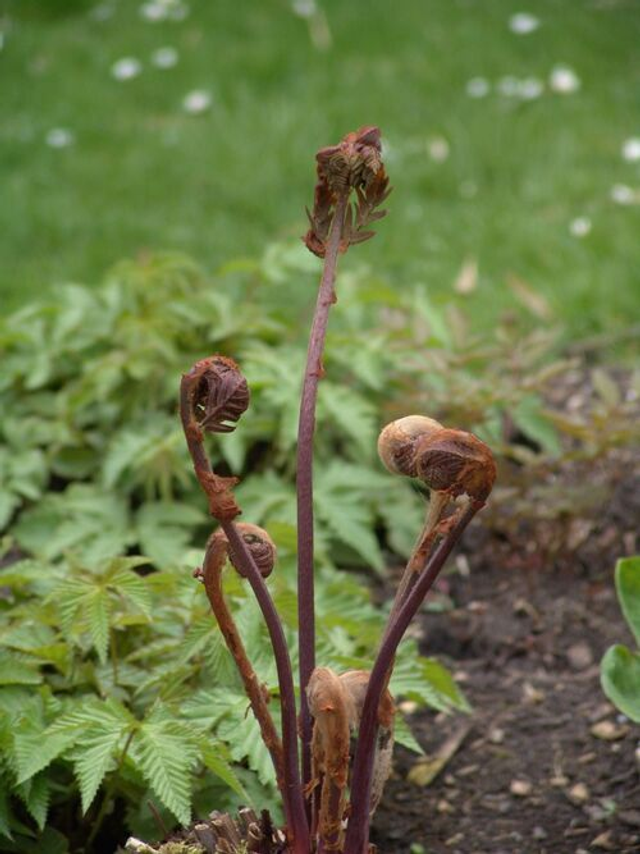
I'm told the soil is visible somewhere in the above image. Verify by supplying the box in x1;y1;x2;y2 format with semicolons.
371;456;640;854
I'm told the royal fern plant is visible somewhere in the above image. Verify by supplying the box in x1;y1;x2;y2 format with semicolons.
161;127;497;854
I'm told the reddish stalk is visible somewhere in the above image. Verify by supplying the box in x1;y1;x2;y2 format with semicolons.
221;520;310;854
343;500;483;854
180;371;309;854
201;536;285;795
296;191;349;793
381;491;451;645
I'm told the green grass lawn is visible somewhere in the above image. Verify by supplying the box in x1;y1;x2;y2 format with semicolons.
2;0;640;341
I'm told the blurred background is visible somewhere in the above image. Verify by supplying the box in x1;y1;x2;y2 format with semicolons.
2;0;640;337
0;2;639;852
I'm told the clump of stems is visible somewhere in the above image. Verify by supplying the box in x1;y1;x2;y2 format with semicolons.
179;127;496;853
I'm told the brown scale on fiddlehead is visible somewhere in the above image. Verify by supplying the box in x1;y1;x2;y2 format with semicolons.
414;427;497;503
180;356;249;521
304;126;391;258
191;355;250;434
378;416;497;634
227;522;277;579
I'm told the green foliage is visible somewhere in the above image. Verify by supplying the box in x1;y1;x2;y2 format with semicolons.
4;249;622;573
0;523;466;847
600;556;640;723
1;251;634;846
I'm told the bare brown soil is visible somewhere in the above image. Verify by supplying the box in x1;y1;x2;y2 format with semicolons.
372;462;640;854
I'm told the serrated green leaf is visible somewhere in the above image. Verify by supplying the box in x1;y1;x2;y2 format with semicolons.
18;772;50;829
14;724;80;784
393;714;425;755
108;564;152;619
216;711;275;787
390;651;471;714
15;485;132;563
102;428;156;489
75;727;126;814
87;589;111;664
0;654;42;687
198;741;247;798
133;721;196;825
136;502;204;569
316;494;383;571
383;483;427;559
319;384;377;457
48;697;135;734
0;775;13;839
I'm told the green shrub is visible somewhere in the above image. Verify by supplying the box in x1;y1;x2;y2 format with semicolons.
0;247;632;847
1;247;576;567
0;540;465;847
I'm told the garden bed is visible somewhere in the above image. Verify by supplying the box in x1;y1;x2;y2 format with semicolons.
373;458;639;854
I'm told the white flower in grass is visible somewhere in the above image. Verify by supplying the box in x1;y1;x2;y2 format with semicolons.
466;77;490;98
622;138;640;163
569;217;591;238
611;184;635;205
111;57;142;81
151;46;178;69
90;3;114;21
140;2;167;21
168;3;189;20
509;13;540;34
428;137;449;163
518;77;544;100
549;65;581;94
498;76;520;97
292;0;317;17
182;90;212;114
45;128;74;148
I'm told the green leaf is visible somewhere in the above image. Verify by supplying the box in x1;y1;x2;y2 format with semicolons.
87;589;111;664
75;727;126;814
107;558;153;618
18;772;50;829
390;651;471;714
512;395;562;456
136;502;204;569
198;741;247;799
316;493;383;572
133;720;196;825
0;654;42;687
14;724;81;784
615;556;640;646
382;483;427;559
393;714;425;755
0;775;13;839
102;428;156;488
216;710;276;787
600;645;640;723
15;485;132;563
319;384;377;457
